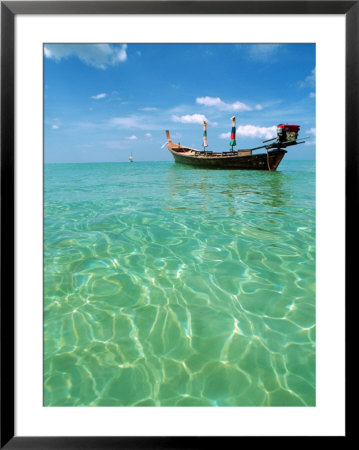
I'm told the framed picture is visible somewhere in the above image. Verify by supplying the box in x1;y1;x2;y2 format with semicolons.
1;1;353;447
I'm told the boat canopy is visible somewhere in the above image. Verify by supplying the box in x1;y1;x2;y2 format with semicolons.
277;124;300;132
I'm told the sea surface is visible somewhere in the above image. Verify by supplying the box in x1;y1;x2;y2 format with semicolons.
44;160;316;407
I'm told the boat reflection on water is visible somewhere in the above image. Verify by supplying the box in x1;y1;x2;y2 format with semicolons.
165;162;290;219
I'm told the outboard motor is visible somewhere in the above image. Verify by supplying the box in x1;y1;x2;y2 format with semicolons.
277;124;300;143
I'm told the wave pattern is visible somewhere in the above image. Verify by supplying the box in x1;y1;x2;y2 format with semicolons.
44;161;316;406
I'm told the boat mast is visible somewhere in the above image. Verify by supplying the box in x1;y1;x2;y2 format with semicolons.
230;116;237;152
203;121;208;151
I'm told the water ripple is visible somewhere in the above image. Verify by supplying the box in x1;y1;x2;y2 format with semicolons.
44;161;315;406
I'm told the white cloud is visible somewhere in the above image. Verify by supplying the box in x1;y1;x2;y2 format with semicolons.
304;128;316;145
44;44;128;69
51;125;59;130
109;116;143;129
196;97;222;107
141;107;158;111
145;133;152;138
109;115;163;131
299;68;316;88
220;125;277;140
171;114;208;124
309;92;316;98
196;96;252;112
246;44;282;62
91;93;107;100
112;45;128;64
44;47;52;58
219;132;231;139
126;135;137;140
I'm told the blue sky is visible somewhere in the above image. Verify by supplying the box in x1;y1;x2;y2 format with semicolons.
44;43;315;163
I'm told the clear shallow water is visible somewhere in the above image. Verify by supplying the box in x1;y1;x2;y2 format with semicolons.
44;160;315;407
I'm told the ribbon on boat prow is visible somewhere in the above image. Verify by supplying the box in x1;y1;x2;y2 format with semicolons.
230;116;236;149
203;121;208;148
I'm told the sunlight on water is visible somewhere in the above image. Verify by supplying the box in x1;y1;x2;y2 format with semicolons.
44;160;315;406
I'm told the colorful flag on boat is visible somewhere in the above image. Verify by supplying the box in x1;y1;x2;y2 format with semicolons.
230;116;236;147
203;121;208;148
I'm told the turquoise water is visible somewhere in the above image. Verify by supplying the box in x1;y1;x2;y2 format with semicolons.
44;160;315;407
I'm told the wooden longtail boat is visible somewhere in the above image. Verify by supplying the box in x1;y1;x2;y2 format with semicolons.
165;121;307;171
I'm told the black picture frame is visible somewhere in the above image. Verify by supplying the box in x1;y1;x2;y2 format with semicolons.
1;1;354;447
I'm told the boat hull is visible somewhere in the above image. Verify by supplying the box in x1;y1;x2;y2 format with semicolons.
169;148;287;170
